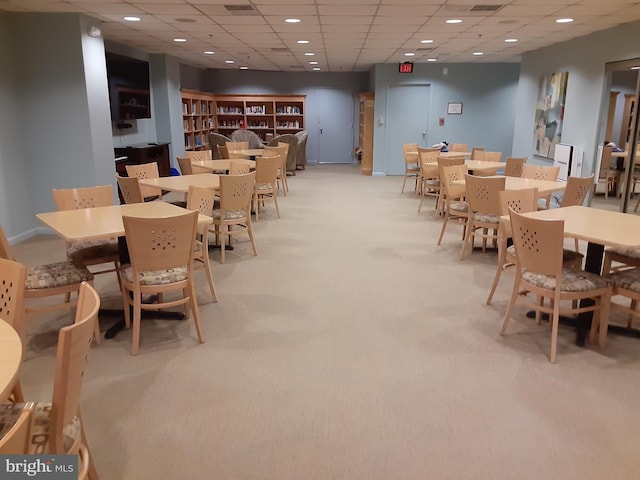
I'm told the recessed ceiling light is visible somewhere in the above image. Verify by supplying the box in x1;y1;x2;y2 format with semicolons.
556;18;574;23
309;61;318;65
304;52;315;56
240;66;249;70
173;38;187;43
473;52;484;56
225;60;234;64
123;16;140;22
204;51;215;55
427;58;437;62
313;67;320;71
285;18;301;23
421;39;434;44
297;40;309;44
504;38;518;43
405;53;416;57
446;19;463;24
631;66;640;70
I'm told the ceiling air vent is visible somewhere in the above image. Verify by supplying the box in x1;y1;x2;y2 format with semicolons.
223;5;257;14
470;4;503;12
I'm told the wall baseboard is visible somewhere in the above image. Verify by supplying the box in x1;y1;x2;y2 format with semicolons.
8;226;53;246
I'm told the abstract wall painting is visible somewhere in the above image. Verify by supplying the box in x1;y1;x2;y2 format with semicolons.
533;71;568;159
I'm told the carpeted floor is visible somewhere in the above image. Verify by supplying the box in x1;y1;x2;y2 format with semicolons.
14;164;640;479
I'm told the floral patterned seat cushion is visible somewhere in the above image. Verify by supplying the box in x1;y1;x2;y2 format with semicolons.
211;209;246;220
607;269;640;293
473;212;500;223
67;239;119;265
0;403;80;454
24;262;93;290
606;246;640;260
506;246;583;268
256;183;273;191
121;265;188;286
425;179;440;186
522;268;611;292
449;201;468;213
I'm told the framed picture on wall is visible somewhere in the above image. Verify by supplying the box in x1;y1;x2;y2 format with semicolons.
447;102;463;114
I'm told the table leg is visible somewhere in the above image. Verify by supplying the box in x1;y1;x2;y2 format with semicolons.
574;242;604;346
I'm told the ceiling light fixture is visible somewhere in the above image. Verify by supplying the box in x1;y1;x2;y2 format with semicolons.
173;38;187;43
204;51;215;55
420;39;434;44
631;66;640;70
123;16;140;22
297;40;309;44
285;18;301;23
405;53;416;56
225;60;234;64
473;52;484;56
427;58;437;62
304;53;315;56
556;18;574;23
504;38;518;43
240;66;249;70
309;61;318;65
446;19;463;24
313;67;320;71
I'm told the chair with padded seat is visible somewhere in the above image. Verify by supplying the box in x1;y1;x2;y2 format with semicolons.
522;164;561;208
437;162;469;247
470;146;485;159
211;172;258;264
460;174;505;260
185;149;212;162
268;134;298;175
119;211;204;355
177;157;209;175
593;145;617;199
500;210;612;363
0;227;97;342
400;143;420;194
51;185;120;283
449;143;468;153
230;129;264;149
0;258;26;403
263;144;289;195
229;160;252;175
125;162;163;201
294;130;308;170
0;405;31;453
186;186;219;303
416;147;441;212
0;282;100;478
471;150;502;176
253;154;281;222
504;157;527;177
226;141;249;152
557;174;595;250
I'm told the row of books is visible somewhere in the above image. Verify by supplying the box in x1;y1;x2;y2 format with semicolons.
276;121;301;128
276;106;302;114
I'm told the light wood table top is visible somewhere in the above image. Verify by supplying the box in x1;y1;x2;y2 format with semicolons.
465;160;504;171
0;319;22;402
407;151;470;160
523;205;640;250
139;173;220;193
37;201;212;243
229;149;264;157
192;159;255;172
454;175;566;196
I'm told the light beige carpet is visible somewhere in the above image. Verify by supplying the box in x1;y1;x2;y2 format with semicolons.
14;164;640;479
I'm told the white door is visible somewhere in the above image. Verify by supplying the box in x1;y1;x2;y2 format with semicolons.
317;88;354;164
385;84;430;175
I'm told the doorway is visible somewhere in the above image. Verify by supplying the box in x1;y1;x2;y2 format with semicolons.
385;84;430;175
317;88;355;164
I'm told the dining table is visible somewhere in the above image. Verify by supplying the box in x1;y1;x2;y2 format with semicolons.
522;205;640;345
0;318;22;402
228;148;264;159
191;159;255;173
36;201;214;339
453;175;567;197
138;173;220;194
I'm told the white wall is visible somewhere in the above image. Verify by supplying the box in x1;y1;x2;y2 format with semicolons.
512;20;640;177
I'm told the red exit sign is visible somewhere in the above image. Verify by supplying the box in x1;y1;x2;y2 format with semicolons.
399;62;414;73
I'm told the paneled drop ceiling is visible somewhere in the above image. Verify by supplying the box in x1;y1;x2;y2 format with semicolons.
2;0;640;71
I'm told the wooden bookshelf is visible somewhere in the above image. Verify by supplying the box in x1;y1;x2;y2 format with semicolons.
358;92;374;175
180;90;306;149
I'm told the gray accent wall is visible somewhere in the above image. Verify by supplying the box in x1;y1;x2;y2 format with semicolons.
372;63;520;176
512;20;640;177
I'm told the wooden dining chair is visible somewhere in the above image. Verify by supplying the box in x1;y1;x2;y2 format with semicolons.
522;164;561;208
217;145;230;159
470;146;485;159
211;172;258;264
605;267;640;331
253;154;281;221
52;185;120;282
229;160;252;175
0;258;26;402
226;141;249;151
263;144;289;195
186;186;219;303
0;405;32;453
559;174;595;248
460;174;505;260
417;147;441;212
449;143;468;152
120;211;204;355
501;210;612;362
437;163;469;247
177;156;194;175
116;174;144;204
0;227;97;342
400;143;420;193
593;145;617;199
472;150;502;176
125;162;163;201
185;149;212;162
504;157;527;177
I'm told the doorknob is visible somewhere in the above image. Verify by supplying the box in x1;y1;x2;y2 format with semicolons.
320;128;323;134
422;131;426;137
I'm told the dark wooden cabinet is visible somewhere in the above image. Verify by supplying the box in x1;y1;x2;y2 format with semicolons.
114;143;171;177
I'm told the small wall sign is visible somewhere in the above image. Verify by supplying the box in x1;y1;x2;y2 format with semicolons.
447;102;463;114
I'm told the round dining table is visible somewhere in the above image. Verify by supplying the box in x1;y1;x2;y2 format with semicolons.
0;318;22;402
